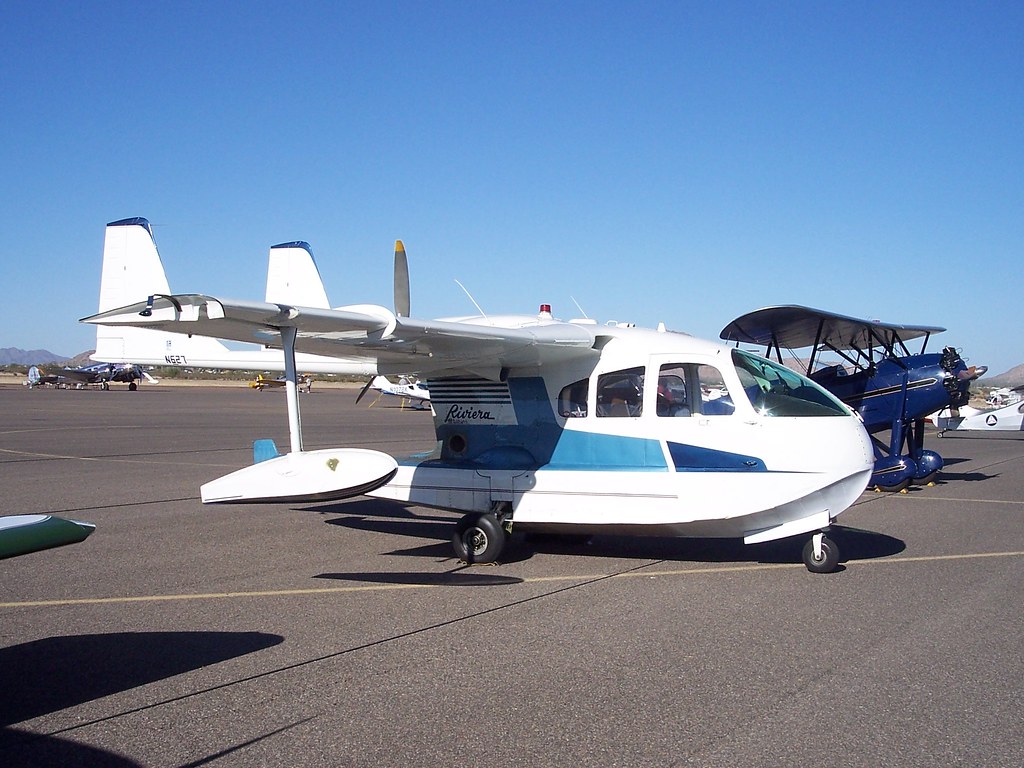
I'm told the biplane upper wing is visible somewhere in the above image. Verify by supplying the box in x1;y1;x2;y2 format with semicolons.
82;294;599;378
720;305;946;352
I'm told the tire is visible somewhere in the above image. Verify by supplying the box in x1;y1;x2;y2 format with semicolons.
452;513;505;564
874;477;911;493
913;470;938;486
802;535;840;573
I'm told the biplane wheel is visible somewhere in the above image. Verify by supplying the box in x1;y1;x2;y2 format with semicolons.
913;471;938;486
802;535;839;573
873;477;911;493
129;382;138;391
453;512;505;564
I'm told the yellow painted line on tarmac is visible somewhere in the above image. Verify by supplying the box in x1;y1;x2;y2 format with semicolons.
897;495;1024;506
0;583;426;608
0;446;239;468
0;426;144;436
3;550;1022;609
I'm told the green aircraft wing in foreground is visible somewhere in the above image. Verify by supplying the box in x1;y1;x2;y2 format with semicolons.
0;514;95;560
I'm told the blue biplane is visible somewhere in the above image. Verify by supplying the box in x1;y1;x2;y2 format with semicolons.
721;306;985;491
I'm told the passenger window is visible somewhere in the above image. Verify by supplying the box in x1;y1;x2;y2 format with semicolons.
596;367;644;417
558;378;589;418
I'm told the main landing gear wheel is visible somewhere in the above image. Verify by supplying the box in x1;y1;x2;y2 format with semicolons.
452;512;506;564
873;478;911;493
802;533;840;573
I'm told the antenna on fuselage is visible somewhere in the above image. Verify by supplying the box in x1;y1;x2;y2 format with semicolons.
454;279;488;319
570;296;590;319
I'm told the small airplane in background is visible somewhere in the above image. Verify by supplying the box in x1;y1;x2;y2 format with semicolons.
0;514;95;560
934;385;1024;435
249;373;314;393
721;306;986;491
363;375;430;409
85;221;875;573
985;387;1023;408
27;362;155;390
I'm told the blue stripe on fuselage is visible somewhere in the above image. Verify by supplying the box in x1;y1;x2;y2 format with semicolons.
666;442;766;472
545;430;667;471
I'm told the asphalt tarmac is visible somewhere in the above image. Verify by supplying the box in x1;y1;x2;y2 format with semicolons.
1;384;1022;767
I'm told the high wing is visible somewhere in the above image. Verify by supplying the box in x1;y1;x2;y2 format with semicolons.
720;305;945;356
83;294;599;379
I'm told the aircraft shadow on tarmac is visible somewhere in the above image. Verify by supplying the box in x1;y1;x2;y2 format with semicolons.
515;525;905;570
0;729;144;768
927;456;999;482
305;499;905;575
0;631;283;727
311;498;456;549
933;471;999;483
315;569;525;587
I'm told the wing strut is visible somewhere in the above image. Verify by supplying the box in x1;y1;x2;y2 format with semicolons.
199;322;397;504
281;326;303;453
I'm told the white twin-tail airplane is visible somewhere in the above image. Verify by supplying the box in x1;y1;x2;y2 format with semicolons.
85;218;874;572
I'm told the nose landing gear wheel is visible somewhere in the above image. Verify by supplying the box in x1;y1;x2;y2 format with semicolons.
802;533;840;573
452;512;506;564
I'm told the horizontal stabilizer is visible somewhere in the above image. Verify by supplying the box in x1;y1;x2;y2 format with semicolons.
201;448;398;504
0;514;96;560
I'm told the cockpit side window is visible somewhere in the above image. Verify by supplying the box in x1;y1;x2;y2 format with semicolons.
558;378;589;418
596;367;644;417
695;364;735;416
657;364;691;416
658;363;735;416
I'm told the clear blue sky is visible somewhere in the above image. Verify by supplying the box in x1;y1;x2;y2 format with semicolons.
3;1;1021;374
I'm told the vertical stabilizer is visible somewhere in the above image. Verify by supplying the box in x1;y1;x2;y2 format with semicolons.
97;218;171;313
265;241;330;308
92;218;231;365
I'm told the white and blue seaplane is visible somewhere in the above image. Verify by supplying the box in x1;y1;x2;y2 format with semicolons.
84;219;874;572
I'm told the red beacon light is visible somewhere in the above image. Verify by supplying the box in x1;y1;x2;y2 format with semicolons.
538;303;553;319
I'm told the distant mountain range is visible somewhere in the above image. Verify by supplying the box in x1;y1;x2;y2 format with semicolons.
0;347;70;365
983;364;1024;388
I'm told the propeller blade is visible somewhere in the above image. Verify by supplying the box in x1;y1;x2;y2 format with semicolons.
355;376;375;404
958;365;988;381
394;240;410;318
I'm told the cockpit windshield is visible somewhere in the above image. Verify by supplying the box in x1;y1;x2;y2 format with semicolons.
732;350;850;417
